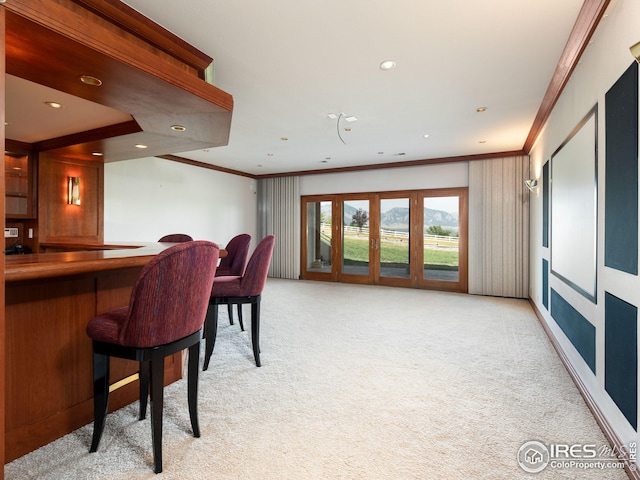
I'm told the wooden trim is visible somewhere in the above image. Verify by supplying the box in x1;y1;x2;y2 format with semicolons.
0;7;6;477
256;150;526;179
34;120;142;152
523;0;611;152
69;0;213;74
157;154;257;179
163;150;527;180
529;299;639;479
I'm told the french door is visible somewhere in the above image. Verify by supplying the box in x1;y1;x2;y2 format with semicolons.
301;188;467;292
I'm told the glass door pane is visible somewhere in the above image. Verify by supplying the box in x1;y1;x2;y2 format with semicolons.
305;201;332;273
342;199;370;276
423;196;459;281
379;197;410;279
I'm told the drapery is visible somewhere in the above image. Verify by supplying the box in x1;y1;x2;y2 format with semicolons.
257;176;300;279
468;155;530;298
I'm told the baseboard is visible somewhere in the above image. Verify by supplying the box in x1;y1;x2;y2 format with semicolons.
529;298;638;480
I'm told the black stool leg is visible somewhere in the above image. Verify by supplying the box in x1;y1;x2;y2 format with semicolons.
139;360;150;420
150;354;165;474
187;342;201;437
203;304;218;371
90;352;110;452
227;303;234;325
237;304;245;331
251;298;261;367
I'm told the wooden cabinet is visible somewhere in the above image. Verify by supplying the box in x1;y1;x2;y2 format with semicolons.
5;148;36;219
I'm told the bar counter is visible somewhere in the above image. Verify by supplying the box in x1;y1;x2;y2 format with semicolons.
4;242;211;463
5;242;167;281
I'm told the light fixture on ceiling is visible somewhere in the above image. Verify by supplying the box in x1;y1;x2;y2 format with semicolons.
476;107;487;113
525;179;539;192
328;112;357;145
91;152;103;157
170;125;186;132
45;101;63;109
80;75;103;86
630;41;640;62
423;134;431;139
135;144;148;149
380;60;396;70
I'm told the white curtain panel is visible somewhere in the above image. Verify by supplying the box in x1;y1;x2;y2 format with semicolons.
257;176;300;279
468;155;530;298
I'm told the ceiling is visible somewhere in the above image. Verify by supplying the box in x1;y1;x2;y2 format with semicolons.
7;1;599;176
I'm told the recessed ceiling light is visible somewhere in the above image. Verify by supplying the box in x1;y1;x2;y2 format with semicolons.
280;137;288;141
380;60;396;70
320;160;328;163
479;140;487;144
476;107;488;112
344;127;352;132
91;152;103;157
423;134;431;139
45;101;63;109
267;153;274;156
80;75;103;86
257;164;263;168
378;152;384;155
170;125;186;132
135;144;148;149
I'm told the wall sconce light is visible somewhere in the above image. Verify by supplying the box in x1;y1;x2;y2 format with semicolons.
524;179;539;192
630;41;640;63
67;176;81;205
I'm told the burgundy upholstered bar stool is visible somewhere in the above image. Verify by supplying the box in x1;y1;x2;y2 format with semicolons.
215;234;251;328
158;233;193;242
204;235;275;369
86;240;219;474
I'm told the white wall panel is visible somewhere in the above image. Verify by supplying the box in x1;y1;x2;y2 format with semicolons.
104;157;258;247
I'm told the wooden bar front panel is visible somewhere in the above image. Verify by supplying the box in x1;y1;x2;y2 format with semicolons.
5;266;182;462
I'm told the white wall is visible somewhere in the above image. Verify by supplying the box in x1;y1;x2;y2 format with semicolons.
300;161;468;195
104;157;258;247
529;0;640;455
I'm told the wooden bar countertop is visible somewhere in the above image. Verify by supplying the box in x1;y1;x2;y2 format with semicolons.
5;242;225;282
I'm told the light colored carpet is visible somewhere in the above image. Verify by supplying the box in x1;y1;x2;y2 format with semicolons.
6;279;628;479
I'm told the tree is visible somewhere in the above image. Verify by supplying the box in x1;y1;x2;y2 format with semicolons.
350;209;369;230
426;225;451;236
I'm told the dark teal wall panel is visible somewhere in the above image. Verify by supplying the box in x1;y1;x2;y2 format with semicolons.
605;292;637;430
605;61;638;274
550;289;596;373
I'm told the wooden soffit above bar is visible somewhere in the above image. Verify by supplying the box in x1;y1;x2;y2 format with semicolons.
3;0;233;162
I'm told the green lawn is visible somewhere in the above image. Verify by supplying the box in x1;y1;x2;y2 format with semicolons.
342;236;458;269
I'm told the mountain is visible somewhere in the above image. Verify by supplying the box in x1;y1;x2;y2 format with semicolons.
323;204;458;231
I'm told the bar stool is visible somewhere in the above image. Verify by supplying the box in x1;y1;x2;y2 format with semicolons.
86;240;219;473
